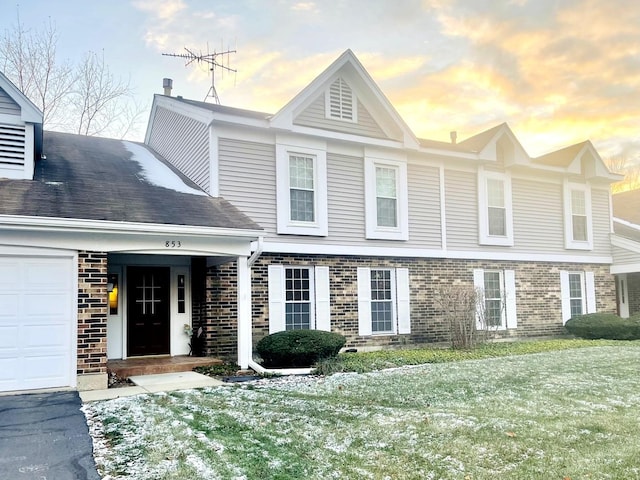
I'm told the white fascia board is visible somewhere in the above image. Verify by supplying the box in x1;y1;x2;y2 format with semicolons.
0;229;258;257
274;124;407;150
154;96;214;124
0;215;262;238
611;234;640;253
0;244;76;257
417;146;480;161
209;112;269;129
611;262;640;274
261;241;612;264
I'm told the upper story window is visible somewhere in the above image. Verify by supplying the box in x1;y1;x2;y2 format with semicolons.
289;155;315;222
376;167;398;228
478;168;513;246
563;181;593;250
276;143;328;236
325;77;357;123
487;178;506;236
571;189;587;241
364;153;409;241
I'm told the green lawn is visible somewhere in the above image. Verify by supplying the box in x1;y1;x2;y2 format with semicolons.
85;343;640;479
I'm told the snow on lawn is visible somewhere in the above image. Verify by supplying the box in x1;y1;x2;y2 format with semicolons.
122;141;207;196
85;346;640;479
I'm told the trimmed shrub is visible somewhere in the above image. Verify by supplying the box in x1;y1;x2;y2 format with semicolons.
565;313;640;340
256;330;346;368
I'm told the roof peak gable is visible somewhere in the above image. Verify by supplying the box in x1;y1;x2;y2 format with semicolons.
0;71;43;124
270;50;419;148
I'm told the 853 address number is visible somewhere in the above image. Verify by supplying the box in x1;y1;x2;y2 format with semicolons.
165;241;182;248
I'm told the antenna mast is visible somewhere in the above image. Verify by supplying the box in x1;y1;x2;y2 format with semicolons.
162;45;237;103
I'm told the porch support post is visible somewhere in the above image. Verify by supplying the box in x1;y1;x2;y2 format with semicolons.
237;255;251;369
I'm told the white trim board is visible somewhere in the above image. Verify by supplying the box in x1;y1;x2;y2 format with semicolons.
261;241;612;264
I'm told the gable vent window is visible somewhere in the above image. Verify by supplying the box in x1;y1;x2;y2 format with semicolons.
0;124;26;168
326;78;357;122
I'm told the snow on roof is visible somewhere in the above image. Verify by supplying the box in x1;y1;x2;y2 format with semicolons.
123;141;207;196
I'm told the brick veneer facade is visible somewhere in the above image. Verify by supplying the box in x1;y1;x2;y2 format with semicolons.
201;253;617;358
77;251;108;377
627;273;640;316
201;260;239;358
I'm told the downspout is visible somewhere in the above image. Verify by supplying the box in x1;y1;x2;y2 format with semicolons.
239;236;264;370
248;236;264;267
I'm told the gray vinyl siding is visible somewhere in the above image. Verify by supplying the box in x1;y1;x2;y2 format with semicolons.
592;188;612;253
214;135;614;258
512;178;563;252
0;87;20;116
326;153;365;242
407;162;442;247
147;106;209;192
218;138;277;231
613;245;640;265
444;169;478;249
294;94;392;140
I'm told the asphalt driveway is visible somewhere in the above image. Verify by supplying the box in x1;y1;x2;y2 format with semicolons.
0;391;100;480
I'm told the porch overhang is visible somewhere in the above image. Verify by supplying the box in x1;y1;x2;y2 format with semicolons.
0;215;262;257
611;233;640;274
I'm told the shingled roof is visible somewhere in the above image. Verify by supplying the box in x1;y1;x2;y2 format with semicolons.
0;131;261;230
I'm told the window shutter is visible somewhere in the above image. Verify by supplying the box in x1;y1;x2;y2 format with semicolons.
396;268;411;334
560;271;571;324
357;267;372;336
268;265;285;333
504;270;517;329
473;269;485;329
585;271;596;313
315;266;331;331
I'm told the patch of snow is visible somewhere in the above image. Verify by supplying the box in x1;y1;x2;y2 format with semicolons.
122;141;207;196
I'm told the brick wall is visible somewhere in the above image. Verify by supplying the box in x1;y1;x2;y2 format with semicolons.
201;253;617;358
249;254;617;350
77;251;108;375
628;273;640;316
202;260;238;358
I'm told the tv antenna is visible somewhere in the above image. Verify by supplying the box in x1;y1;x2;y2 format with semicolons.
162;44;237;104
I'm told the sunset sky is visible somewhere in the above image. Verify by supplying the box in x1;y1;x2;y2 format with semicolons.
2;0;639;162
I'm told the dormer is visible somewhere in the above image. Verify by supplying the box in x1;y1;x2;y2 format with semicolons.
0;71;43;180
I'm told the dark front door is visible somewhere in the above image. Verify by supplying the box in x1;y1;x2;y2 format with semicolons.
127;266;170;356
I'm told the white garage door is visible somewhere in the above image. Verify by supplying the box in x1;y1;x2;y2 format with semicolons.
0;256;75;392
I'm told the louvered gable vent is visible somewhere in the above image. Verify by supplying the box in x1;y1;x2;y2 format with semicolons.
326;77;356;122
0;124;26;167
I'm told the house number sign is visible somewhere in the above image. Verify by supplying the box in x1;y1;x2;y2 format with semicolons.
164;240;182;248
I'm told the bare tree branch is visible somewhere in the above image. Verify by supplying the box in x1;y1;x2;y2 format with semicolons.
1;9;142;139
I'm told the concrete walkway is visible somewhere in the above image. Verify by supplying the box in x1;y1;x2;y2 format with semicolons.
80;371;224;402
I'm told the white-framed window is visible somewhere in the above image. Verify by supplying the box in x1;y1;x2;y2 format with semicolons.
563;181;593;250
357;267;410;336
289;155;315;222
325;77;357;123
560;270;596;323
364;155;409;240
473;268;517;330
478;168;513;246
268;265;330;333
276;144;328;236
